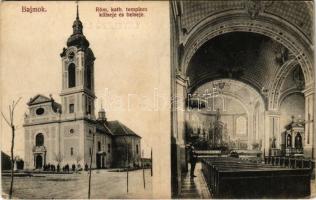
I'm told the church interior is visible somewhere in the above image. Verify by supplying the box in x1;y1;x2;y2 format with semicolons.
170;1;315;198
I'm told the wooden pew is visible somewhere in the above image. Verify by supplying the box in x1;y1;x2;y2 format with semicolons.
201;157;312;198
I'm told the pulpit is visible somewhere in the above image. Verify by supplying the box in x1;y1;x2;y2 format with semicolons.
282;117;304;157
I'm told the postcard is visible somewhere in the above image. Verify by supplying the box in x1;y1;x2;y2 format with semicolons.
1;1;315;199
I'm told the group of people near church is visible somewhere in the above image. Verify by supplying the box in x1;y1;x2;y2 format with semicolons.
42;163;83;173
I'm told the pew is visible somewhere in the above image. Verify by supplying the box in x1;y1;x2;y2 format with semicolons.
201;157;312;198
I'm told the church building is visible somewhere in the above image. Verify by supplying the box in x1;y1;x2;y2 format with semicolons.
23;6;141;170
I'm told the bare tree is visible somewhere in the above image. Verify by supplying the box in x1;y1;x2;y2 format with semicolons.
76;154;82;164
76;154;82;171
54;152;64;165
1;97;22;199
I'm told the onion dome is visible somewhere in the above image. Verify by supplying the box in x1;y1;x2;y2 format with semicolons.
98;107;107;122
67;4;89;49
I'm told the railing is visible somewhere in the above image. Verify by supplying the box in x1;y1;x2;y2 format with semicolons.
264;156;314;169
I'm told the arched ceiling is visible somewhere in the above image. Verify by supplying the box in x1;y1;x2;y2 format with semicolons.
191;79;264;112
180;1;313;41
172;0;314;86
187;32;299;94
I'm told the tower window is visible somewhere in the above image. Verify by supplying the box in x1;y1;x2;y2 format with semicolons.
87;66;92;89
98;141;101;151
69;104;74;113
87;102;91;114
108;144;111;153
68;63;76;88
70;147;74;156
136;144;139;154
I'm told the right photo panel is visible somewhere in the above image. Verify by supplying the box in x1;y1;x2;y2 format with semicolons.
170;1;315;199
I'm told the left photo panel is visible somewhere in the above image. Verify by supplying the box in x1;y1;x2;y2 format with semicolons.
0;1;171;199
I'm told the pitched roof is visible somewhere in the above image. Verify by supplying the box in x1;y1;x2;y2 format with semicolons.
107;120;141;138
95;120;113;136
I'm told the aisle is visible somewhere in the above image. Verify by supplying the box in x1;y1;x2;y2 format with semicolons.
178;162;211;199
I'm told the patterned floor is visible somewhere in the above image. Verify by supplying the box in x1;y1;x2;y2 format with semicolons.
178;163;211;199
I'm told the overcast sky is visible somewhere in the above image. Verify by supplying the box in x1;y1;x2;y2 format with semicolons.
1;1;170;158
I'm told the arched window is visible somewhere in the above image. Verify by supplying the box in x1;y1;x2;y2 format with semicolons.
35;133;44;146
236;116;247;135
98;141;101;151
68;63;76;88
86;66;92;89
287;134;292;147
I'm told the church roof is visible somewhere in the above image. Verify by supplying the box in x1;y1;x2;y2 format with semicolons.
95;121;113;136
107;120;141;138
95;120;141;138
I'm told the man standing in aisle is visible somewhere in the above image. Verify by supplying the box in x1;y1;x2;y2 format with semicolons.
189;144;197;178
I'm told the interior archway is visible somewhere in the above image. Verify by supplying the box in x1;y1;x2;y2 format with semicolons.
186;79;265;150
181;14;313;85
184;32;308;155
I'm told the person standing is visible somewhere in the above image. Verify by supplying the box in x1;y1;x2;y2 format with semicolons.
189;145;197;178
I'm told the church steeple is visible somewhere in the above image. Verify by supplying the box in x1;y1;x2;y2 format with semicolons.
60;2;96;118
76;3;79;19
72;4;83;35
67;3;89;49
98;101;107;122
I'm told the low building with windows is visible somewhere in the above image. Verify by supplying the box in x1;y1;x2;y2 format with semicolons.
23;7;141;170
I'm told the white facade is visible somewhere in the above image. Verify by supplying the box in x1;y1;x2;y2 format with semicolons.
23;9;141;170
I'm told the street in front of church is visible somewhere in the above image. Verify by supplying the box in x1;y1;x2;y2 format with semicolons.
1;169;152;199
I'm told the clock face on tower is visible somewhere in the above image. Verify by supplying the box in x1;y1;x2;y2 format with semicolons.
68;51;75;60
66;47;77;61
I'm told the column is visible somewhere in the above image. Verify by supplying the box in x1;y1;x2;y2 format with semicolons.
264;111;281;155
175;73;188;172
247;108;254;149
303;85;314;159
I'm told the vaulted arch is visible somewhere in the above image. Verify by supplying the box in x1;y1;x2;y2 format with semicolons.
181;12;313;85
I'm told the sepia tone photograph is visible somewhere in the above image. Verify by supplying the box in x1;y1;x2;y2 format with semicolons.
1;0;316;199
1;1;170;199
170;0;316;199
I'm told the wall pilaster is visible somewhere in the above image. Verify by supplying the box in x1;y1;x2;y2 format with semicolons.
303;84;315;158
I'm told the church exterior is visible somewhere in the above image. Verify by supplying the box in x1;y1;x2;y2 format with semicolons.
23;7;141;170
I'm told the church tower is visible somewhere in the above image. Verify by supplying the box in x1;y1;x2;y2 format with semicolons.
60;5;96;118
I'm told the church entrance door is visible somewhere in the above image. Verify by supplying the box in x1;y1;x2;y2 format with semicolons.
96;154;101;169
102;155;105;168
35;155;43;169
